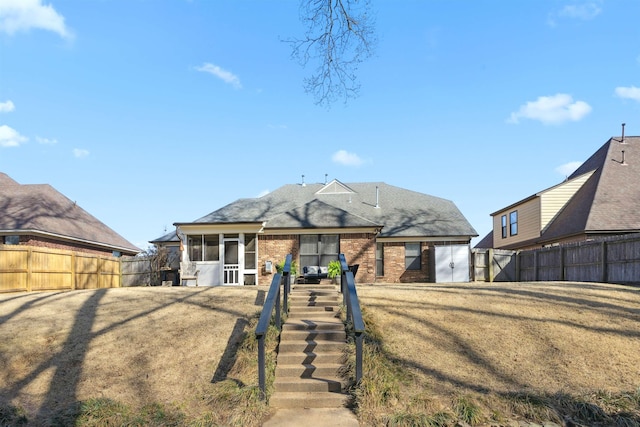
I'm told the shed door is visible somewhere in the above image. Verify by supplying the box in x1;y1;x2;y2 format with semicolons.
435;245;470;283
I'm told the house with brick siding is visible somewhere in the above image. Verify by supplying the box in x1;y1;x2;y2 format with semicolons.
169;179;477;286
0;173;139;256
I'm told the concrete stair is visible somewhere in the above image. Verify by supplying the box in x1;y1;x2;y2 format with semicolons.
270;283;349;409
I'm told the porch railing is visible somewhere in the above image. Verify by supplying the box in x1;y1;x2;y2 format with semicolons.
339;254;365;383
255;254;291;399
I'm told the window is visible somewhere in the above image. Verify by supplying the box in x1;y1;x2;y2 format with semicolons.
300;234;339;267
244;234;256;269
501;215;507;238
405;243;421;270
188;234;220;261
4;235;19;245
509;211;518;236
204;235;219;261
376;243;384;276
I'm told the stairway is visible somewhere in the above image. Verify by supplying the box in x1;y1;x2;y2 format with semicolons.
270;282;349;409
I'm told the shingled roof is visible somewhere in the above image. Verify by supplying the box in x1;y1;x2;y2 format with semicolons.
0;173;140;254
181;180;477;239
540;136;640;242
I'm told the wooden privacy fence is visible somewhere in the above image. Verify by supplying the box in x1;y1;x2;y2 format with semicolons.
0;245;121;293
473;233;640;285
120;256;152;287
472;249;518;282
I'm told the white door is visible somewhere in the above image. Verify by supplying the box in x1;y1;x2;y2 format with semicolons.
223;240;240;285
435;245;470;283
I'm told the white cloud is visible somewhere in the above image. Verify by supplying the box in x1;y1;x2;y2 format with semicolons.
332;150;364;167
36;136;57;144
0;100;15;113
614;86;640;102
73;148;89;158
507;94;592;125
548;1;602;26
195;63;242;89
0;124;28;147
0;0;73;39
555;161;582;177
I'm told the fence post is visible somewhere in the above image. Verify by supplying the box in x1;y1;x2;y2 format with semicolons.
355;332;363;383
275;284;281;331
488;248;494;282
258;335;266;398
559;247;565;281
283;270;289;315
601;241;608;283
533;251;538;281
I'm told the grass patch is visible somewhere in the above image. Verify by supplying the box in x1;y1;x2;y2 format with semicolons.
342;302;640;426
0;403;28;426
0;310;280;427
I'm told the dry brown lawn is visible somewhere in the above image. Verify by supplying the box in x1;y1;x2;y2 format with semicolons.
356;281;640;423
0;286;264;424
1;281;639;425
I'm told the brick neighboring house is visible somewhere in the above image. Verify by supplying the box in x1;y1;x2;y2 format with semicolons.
167;179;477;286
479;134;640;250
0;173;139;256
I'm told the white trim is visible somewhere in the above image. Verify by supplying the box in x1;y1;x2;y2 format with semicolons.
176;223;265;235
376;236;472;243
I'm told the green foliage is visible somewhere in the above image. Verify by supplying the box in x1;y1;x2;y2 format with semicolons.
0;403;28;426
275;260;298;276
386;411;453;427
48;398;186;427
327;260;341;279
454;395;483;425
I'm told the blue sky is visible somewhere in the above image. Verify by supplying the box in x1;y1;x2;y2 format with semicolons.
1;0;639;250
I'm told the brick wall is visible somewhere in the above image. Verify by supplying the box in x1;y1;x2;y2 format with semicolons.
376;242;430;283
340;233;376;283
258;235;299;283
257;234;436;284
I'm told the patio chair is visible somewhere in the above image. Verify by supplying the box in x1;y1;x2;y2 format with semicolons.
180;262;199;286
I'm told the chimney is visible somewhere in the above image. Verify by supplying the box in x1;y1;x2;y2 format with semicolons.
301;174;306;187
375;186;380;209
621;123;626;143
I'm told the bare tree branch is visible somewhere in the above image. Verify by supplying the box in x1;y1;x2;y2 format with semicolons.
286;0;376;107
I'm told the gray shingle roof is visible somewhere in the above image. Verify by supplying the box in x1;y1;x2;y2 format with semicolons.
541;136;640;241
0;173;140;254
182;181;477;239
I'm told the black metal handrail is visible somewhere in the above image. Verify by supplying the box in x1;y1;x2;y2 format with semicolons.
339;254;365;383
255;254;291;399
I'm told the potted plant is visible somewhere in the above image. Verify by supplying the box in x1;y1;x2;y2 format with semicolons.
276;260;298;284
327;260;341;284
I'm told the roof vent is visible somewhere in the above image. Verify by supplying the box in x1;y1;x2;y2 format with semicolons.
375;186;380;209
621;123;626;143
324;173;328;185
301;174;306;187
622;150;626;165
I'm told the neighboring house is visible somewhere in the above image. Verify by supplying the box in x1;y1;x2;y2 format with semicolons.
0;173;139;256
483;135;640;250
168;179;477;286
